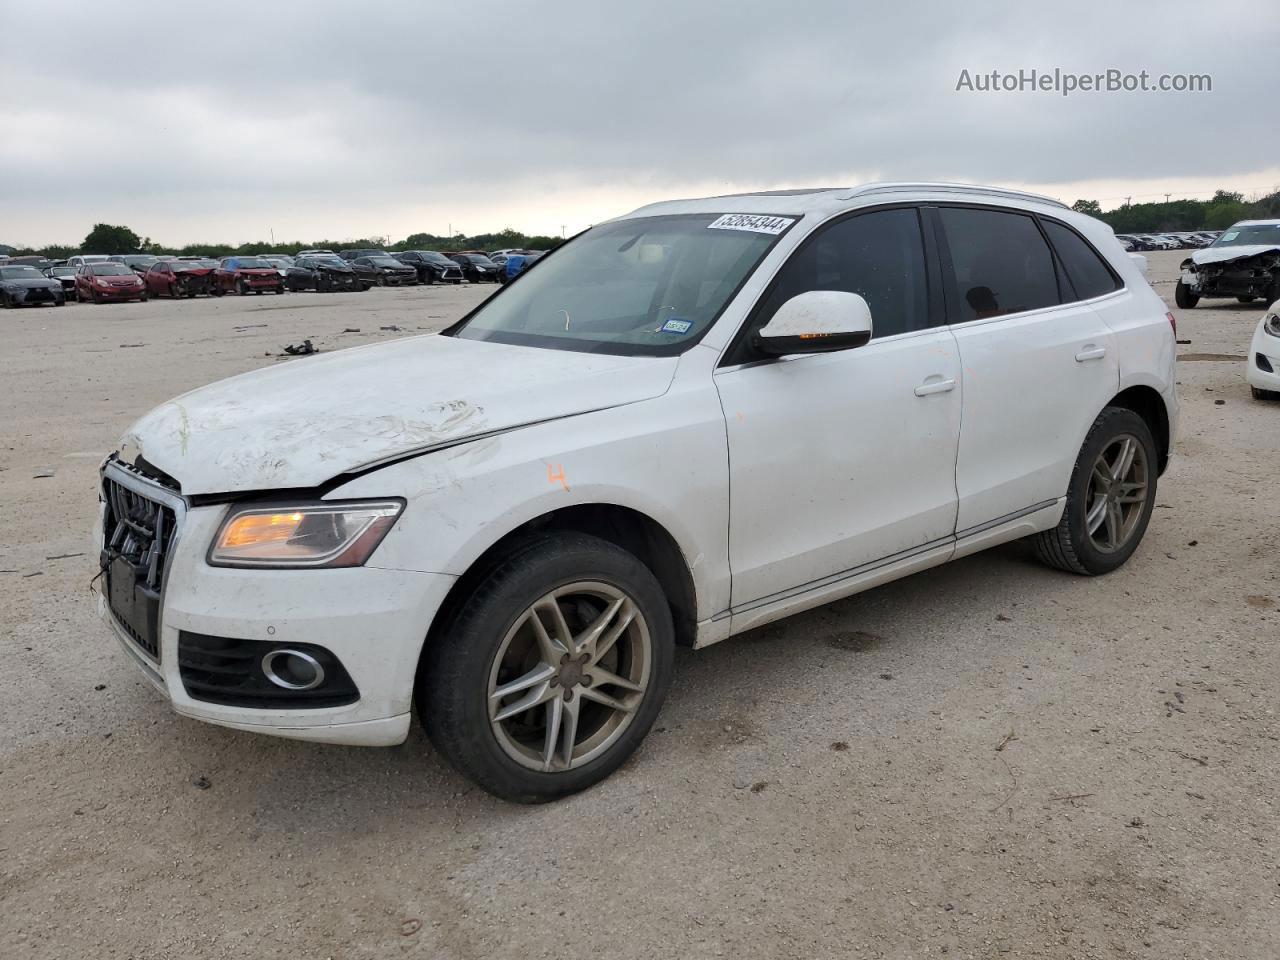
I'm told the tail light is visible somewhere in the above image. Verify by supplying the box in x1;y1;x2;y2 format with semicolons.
1166;311;1176;336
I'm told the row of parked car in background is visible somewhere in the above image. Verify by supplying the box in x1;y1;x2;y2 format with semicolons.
0;247;546;307
1115;230;1221;251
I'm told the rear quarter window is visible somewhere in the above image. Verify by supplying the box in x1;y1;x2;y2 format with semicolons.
1042;220;1122;301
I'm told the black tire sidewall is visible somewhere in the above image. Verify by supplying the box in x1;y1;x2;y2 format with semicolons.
419;533;675;802
1174;281;1198;308
1061;408;1158;575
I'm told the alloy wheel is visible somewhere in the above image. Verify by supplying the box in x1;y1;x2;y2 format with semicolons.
1085;434;1149;553
487;581;652;773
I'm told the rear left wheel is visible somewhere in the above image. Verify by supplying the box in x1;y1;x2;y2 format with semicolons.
1034;407;1158;576
418;533;674;803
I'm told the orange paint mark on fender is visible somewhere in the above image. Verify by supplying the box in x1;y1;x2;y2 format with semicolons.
547;463;570;492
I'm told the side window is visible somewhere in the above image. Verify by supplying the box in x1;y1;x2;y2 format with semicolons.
1041;220;1121;301
755;207;929;341
938;208;1060;322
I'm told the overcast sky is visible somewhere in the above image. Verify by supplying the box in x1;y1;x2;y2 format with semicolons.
2;0;1277;248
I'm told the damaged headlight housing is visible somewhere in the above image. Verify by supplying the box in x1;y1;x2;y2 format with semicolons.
208;500;404;568
1265;311;1280;338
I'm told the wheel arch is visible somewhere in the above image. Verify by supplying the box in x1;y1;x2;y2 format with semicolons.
1106;384;1171;474
422;502;699;662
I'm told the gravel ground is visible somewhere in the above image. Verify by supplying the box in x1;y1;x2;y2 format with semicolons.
1;255;1277;959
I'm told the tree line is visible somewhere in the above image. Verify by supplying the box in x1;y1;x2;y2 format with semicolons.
7;190;1280;259
1071;189;1280;233
2;224;566;259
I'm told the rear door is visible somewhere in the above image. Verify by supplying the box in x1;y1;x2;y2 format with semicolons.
934;205;1119;534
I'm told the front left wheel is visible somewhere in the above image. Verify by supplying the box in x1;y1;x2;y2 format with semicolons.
1174;281;1199;309
418;533;675;803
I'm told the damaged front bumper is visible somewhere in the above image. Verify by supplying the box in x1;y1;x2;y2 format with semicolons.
1182;248;1280;300
95;458;456;747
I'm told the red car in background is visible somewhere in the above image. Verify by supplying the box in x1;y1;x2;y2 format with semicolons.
212;256;285;295
75;261;148;303
144;258;217;298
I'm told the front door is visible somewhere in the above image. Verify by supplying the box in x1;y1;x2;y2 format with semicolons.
716;206;962;608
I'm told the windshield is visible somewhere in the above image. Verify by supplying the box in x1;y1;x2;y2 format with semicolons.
90;263;136;276
48;266;75;277
1212;223;1280;248
422;252;453;264
463;254;496;265
0;266;42;280
122;256;158;266
367;256;403;267
266;256;293;266
453;213;791;356
314;257;348;267
233;257;272;269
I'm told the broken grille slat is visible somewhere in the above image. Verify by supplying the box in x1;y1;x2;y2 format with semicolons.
101;473;179;662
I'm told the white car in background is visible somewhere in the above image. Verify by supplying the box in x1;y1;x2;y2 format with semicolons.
1248;301;1280;400
96;182;1178;802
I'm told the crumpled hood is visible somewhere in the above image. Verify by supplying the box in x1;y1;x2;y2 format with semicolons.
117;334;678;496
1190;244;1280;267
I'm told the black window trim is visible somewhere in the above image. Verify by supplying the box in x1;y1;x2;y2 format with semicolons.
718;201;943;368
930;201;1126;329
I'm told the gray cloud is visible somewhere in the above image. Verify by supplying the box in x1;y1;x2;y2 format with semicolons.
1;0;1276;246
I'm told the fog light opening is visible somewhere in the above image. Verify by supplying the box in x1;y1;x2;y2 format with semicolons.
261;649;326;691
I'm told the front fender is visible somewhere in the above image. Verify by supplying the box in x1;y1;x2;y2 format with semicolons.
329;387;732;621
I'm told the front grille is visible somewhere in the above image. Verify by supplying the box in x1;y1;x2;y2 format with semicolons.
25;287;56;302
178;632;360;708
101;475;178;660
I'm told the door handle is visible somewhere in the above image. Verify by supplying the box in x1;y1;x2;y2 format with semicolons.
914;377;956;397
1075;345;1107;362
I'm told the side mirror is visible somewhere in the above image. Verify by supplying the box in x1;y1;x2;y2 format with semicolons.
754;290;873;355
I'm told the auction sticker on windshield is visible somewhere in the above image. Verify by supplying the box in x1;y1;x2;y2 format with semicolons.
707;214;796;235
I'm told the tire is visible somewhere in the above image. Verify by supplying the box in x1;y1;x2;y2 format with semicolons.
139;294;148;302
1034;407;1158;576
1253;386;1280;401
92;290;103;304
1;292;11;308
1174;281;1199;309
376;275;386;287
422;270;434;285
169;283;180;299
1237;296;1257;304
418;532;675;803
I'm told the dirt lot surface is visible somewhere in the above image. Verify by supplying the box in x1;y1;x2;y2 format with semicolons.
2;256;1277;959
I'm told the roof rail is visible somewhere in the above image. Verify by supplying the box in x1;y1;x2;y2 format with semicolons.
841;181;1069;209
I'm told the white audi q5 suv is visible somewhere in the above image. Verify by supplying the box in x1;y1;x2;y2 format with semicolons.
97;183;1178;801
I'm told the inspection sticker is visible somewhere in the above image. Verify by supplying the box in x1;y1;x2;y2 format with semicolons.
707;214;795;235
661;318;693;334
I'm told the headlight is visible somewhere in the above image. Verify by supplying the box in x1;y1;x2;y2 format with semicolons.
1265;312;1280;338
208;500;404;568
